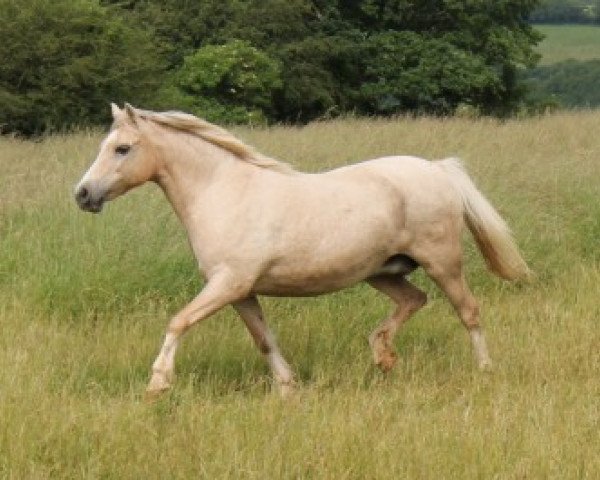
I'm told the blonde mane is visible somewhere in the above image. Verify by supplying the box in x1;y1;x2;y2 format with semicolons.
133;108;295;174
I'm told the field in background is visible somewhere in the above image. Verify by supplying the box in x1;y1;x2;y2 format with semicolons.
1;114;600;478
526;25;600;109
536;24;600;64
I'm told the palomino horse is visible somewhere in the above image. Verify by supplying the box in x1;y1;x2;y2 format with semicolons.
75;104;529;397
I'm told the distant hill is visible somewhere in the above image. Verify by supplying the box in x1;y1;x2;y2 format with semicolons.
525;24;600;110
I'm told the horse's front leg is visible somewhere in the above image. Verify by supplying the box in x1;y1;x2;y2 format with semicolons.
146;270;249;398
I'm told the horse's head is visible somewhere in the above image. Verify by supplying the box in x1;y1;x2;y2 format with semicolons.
75;103;159;213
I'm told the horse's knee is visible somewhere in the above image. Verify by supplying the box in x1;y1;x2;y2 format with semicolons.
256;334;273;355
167;316;189;336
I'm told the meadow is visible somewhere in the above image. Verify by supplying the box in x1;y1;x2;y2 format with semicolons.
1;112;600;478
536;24;600;64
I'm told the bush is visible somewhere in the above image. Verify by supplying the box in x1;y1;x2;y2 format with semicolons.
0;0;165;135
169;40;282;124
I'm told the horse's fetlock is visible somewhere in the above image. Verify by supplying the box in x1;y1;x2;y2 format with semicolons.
152;366;173;380
146;370;173;397
369;328;389;349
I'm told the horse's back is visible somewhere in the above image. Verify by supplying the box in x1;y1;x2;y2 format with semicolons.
326;155;462;215
247;155;464;295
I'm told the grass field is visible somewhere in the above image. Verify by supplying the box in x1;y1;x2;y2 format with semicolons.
1;113;600;478
536;24;600;64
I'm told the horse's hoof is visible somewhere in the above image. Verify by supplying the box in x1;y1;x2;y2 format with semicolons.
369;330;398;373
144;386;171;402
144;382;172;402
145;373;172;401
375;349;397;373
278;381;296;399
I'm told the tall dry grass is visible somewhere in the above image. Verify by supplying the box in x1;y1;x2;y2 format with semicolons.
1;113;599;478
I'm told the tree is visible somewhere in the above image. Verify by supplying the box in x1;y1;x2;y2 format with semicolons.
119;0;241;68
357;32;499;115
333;0;543;114
0;0;165;134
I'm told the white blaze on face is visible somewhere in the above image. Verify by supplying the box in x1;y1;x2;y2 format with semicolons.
74;130;126;213
77;130;119;189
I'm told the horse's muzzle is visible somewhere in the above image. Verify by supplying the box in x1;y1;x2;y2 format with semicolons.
74;183;105;213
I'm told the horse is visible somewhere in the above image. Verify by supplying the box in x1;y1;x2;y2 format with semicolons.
75;103;530;397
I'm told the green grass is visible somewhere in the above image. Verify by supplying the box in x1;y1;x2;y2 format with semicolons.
536;24;600;64
1;113;600;478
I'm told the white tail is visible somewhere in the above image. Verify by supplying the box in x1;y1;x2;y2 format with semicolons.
438;158;530;281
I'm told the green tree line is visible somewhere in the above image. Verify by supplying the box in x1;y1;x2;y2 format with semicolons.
0;0;543;135
530;0;600;23
523;59;600;109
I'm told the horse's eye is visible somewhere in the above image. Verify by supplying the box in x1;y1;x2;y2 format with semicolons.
115;145;131;156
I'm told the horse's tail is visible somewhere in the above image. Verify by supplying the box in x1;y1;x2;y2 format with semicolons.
437;158;530;281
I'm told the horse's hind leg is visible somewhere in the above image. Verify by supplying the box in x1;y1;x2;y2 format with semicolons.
233;297;294;396
424;260;492;370
367;275;427;372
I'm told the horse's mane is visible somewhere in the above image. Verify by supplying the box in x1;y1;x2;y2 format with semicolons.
132;108;295;174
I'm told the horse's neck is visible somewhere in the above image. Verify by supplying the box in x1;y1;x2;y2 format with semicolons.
154;132;243;230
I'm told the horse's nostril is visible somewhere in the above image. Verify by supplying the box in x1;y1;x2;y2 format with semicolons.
76;186;88;201
75;186;91;206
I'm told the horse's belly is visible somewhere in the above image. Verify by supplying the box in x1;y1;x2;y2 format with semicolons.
251;274;361;297
251;258;371;296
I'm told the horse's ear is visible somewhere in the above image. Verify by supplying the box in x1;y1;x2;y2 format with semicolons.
124;103;138;126
110;102;122;119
